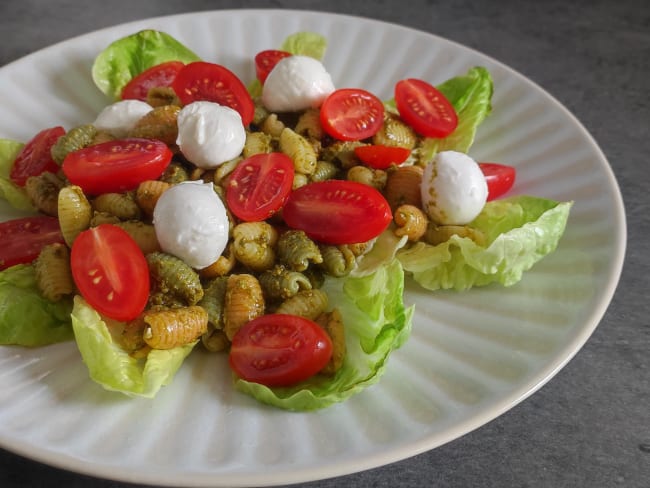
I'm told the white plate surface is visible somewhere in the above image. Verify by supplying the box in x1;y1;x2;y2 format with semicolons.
0;9;626;487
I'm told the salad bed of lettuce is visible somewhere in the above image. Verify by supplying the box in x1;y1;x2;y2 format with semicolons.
0;30;571;410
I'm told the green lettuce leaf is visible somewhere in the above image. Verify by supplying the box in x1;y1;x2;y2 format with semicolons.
70;296;196;398
0;264;73;346
397;196;573;290
91;29;201;100
0;139;35;211
233;259;414;410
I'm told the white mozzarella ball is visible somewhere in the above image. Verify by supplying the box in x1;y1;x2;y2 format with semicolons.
262;55;335;112
93;100;153;137
153;181;229;269
176;101;246;169
420;150;488;225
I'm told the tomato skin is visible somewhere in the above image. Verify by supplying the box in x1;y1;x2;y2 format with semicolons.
229;314;332;387
121;61;185;101
172;61;255;126
353;145;411;169
0;216;65;270
394;78;458;138
226;152;295;222
10;126;65;186
479;162;516;201
320;88;385;141
70;224;149;322
62;138;172;195
254;49;291;83
282;180;393;245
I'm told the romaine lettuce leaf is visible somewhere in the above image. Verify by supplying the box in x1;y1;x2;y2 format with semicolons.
0;139;35;211
70;296;196;398
397;196;573;290
0;264;73;346
91;29;201;100
233;259;414;411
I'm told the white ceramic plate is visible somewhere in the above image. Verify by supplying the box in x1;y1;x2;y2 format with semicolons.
0;9;626;487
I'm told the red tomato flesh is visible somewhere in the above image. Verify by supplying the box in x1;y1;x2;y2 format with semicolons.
354;145;411;169
10;126;65;186
320;88;385;141
121;61;185;101
229;314;332;387
62;138;172;195
172;61;255;126
479;162;516;200
255;50;291;83
282;180;392;245
0;216;65;270
70;224;150;322
394;78;458;138
226;152;295;222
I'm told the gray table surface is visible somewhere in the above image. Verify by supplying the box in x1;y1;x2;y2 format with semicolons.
1;1;648;487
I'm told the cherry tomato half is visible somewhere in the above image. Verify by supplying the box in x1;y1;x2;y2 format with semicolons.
320;88;385;141
254;49;291;84
353;144;411;169
479;162;517;201
10;126;65;186
394;78;458;138
121;61;185;101
0;216;65;270
226;152;295;222
229;314;332;387
70;224;149;322
62;138;172;195
172;61;255;126
282;180;392;245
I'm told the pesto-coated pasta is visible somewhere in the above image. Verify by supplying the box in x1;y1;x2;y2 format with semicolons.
393;204;428;241
259;264;313;301
24;172;64;217
294;108;324;140
89;211;120;227
147;252;204;306
318;244;356;277
146;86;181;107
274;289;328;320
320;140;365;169
279;127;317;175
201;325;229;353
129;104;180;146
424;223;487;246
242;130;273;158
50;124;97;164
199;243;236;279
316;308;345;375
310;160;340;182
372;114;417;149
143;306;208;350
115;220;161;254
383;165;423;210
232;221;278;272
58;185;93;246
160;162;190;184
34;243;74;302
198;276;228;329
346;165;387;190
277;230;323;271
223;273;265;340
135;179;171;217
260;113;285;137
92;192;141;220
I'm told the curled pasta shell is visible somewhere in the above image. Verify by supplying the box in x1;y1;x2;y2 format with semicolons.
24;172;64;217
143;306;208;350
383;165;423;210
274;289;328;320
34;243;74;302
58;185;92;246
279;127;317;175
223;274;265;340
393;204;428;241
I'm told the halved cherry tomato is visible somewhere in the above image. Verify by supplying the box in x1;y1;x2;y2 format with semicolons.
282;180;392;245
479;162;516;200
394;78;458;138
62;138;172;195
70;224;149;322
121;61;185;101
9;126;65;186
226;152;295;222
0;216;65;270
172;61;255;126
229;314;332;387
254;49;291;83
320;88;385;141
353;144;411;169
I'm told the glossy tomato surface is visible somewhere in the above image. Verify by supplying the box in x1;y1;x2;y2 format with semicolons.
226;152;295;222
62;138;172;195
254;49;291;83
121;61;185;101
320;88;385;141
479;162;517;200
229;314;333;387
354;144;411;169
395;78;458;138
9;126;65;186
172;61;255;126
0;216;65;270
282;180;392;244
70;224;149;322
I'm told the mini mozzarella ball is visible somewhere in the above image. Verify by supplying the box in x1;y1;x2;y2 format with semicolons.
93;99;153;137
262;55;335;112
421;150;488;225
176;101;246;169
153;181;229;269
